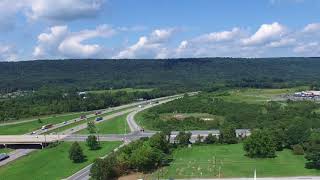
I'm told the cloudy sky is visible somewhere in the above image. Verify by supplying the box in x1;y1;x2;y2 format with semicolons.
0;0;320;61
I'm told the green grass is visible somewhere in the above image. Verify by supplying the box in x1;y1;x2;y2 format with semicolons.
0;113;88;135
0;148;11;154
46;107;134;134
135;110;148;130
77;113;129;134
88;88;153;94
153;144;320;178
0;141;122;180
218;87;306;104
160;113;224;121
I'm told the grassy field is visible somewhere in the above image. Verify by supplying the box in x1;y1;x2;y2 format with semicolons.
47;107;134;134
0;141;122;180
88;88;153;94
219;87;307;104
160;113;224;121
0;112;88;135
152;144;320;178
0;148;11;154
77;113;129;134
135;110;147;130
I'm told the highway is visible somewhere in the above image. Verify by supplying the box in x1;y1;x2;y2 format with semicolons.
0;93;185;167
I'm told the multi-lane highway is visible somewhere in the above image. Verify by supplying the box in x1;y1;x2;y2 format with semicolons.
0;93;186;167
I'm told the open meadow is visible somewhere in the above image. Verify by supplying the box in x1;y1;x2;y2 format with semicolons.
0;141;122;180
152;144;320;178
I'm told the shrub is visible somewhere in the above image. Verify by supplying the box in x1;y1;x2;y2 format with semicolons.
86;135;100;150
292;144;304;155
69;142;85;163
243;129;276;158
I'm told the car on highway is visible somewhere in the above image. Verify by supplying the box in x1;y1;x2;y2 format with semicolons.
95;111;102;115
0;153;9;161
96;117;103;121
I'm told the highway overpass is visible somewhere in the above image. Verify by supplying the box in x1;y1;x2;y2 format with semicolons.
0;135;67;148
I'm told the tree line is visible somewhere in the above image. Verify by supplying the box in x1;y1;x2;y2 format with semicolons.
0;87;174;121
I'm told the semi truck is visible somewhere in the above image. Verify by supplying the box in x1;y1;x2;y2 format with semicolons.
41;124;53;130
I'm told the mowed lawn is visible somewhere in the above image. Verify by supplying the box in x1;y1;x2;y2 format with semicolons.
0;112;88;135
0;141;122;180
220;88;306;104
0;148;11;154
155;144;320;178
77;113;129;134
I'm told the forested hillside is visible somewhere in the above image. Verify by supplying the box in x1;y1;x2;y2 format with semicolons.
1;57;320;92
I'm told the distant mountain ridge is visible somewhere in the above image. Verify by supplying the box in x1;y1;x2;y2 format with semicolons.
1;57;320;92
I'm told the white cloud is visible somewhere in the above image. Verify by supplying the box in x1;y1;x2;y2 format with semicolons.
193;28;242;43
294;42;320;55
34;24;115;59
0;44;18;61
0;0;105;28
58;25;115;58
33;25;68;57
26;0;105;21
113;28;176;59
242;22;287;46
303;23;320;33
266;38;296;48
173;27;245;58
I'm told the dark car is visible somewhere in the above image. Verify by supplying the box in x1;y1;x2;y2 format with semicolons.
0;153;9;161
96;117;103;121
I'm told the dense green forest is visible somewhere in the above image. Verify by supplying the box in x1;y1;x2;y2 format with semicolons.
1;58;320;93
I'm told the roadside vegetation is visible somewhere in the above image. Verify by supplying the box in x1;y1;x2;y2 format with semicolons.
0;148;11;154
0;112;87;135
77;113;129;134
0;141;121;180
87;88;153;94
0;87;171;122
45;107;133;134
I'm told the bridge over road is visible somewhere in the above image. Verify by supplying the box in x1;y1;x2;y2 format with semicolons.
0;135;67;147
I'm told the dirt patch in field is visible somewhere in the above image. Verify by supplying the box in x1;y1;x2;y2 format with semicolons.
118;173;146;180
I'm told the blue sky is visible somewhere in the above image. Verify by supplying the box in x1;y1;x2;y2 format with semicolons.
0;0;319;61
